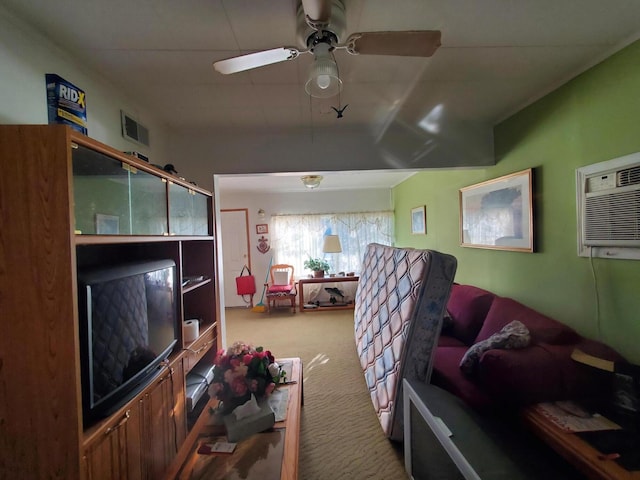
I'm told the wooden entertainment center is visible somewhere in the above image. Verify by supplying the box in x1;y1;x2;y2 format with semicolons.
0;125;222;480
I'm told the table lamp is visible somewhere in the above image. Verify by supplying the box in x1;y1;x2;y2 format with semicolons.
322;235;342;273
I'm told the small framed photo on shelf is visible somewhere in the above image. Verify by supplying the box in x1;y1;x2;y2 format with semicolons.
256;224;268;234
95;214;119;234
411;206;426;235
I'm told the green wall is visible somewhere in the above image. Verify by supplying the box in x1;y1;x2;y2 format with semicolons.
393;40;640;364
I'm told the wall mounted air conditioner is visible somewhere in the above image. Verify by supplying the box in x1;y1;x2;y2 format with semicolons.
576;152;640;260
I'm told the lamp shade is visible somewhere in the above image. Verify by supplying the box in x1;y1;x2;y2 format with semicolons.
322;235;342;253
305;42;342;99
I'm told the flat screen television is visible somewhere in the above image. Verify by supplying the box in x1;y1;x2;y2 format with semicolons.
77;259;179;427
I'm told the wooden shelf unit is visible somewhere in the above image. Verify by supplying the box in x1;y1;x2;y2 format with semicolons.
0;125;222;480
298;275;359;312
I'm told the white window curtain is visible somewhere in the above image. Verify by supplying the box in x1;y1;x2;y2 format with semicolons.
270;211;394;277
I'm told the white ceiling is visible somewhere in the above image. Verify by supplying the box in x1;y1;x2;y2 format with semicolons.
217;169;416;193
4;0;640;191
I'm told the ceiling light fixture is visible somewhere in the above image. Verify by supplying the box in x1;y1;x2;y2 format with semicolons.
305;42;342;98
301;175;323;189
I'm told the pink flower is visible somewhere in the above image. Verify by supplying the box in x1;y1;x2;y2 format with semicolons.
210;382;223;394
230;358;241;368
231;376;248;397
243;354;253;365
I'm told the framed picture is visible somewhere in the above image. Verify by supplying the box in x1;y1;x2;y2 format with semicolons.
411;206;426;235
256;224;268;234
459;169;533;252
96;214;120;235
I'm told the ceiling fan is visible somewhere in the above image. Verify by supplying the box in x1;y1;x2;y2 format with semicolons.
213;0;441;98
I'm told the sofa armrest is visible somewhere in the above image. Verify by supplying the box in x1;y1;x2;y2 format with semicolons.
478;345;569;405
477;341;622;406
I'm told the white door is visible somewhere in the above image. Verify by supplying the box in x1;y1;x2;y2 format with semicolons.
221;209;252;307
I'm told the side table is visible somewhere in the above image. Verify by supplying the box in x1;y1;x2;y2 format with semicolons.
521;405;640;480
298;275;359;312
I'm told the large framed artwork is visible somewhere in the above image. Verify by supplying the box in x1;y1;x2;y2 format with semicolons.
459;169;533;252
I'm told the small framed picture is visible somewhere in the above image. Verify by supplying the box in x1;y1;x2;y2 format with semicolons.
96;214;120;235
256;224;268;234
411;206;426;235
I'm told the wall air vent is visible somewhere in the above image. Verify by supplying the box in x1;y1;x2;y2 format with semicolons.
576;153;640;260
121;111;150;147
617;165;640;187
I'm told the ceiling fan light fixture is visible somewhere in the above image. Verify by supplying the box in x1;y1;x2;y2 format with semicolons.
305;42;342;98
301;175;323;189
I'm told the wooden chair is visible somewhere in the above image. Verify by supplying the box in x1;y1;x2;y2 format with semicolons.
265;264;297;313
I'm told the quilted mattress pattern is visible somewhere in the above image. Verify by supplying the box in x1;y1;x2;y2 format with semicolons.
354;244;456;440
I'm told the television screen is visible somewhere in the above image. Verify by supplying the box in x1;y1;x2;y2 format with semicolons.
78;259;178;425
403;379;481;480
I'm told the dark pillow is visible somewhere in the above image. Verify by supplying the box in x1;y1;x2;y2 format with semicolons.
460;320;530;377
446;284;495;345
475;296;579;345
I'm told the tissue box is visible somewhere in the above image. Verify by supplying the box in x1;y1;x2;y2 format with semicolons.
223;401;275;443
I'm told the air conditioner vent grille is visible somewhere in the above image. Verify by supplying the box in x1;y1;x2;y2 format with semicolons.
617;166;640;187
584;190;640;244
121;111;150;147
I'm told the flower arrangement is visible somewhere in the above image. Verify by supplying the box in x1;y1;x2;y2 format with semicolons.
211;341;285;413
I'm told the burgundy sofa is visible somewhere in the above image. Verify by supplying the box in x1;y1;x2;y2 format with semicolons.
432;284;625;411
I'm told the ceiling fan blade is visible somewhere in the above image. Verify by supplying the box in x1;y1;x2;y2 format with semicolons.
345;31;442;57
301;0;332;25
213;47;302;74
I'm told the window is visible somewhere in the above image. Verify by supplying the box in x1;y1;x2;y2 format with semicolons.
271;211;394;276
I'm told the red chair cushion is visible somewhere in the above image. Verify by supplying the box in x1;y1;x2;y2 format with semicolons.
267;284;294;293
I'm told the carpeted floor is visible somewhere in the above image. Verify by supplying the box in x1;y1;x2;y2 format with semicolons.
224;307;406;480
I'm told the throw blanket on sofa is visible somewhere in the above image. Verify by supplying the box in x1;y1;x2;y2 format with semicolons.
354;244;457;441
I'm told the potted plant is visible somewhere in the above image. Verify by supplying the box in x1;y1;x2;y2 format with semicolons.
304;257;330;278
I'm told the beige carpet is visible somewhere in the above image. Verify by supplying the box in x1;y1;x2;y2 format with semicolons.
224;307;406;480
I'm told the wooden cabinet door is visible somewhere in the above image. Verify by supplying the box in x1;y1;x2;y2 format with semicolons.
171;357;188;450
83;407;143;480
141;364;186;480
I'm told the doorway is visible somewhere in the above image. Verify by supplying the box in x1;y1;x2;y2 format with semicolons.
220;209;252;308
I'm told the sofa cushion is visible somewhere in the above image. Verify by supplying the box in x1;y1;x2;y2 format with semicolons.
477;344;568;405
460;320;531;376
446;284;496;345
437;334;467;348
476;340;624;406
475;296;580;345
432;346;495;411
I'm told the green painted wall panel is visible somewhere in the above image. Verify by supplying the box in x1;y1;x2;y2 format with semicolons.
393;40;640;363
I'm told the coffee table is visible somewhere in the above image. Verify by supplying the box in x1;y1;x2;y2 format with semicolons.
171;357;302;480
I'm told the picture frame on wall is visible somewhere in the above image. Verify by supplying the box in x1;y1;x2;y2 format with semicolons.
256;224;268;234
96;214;119;235
411;206;426;235
459;169;533;252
